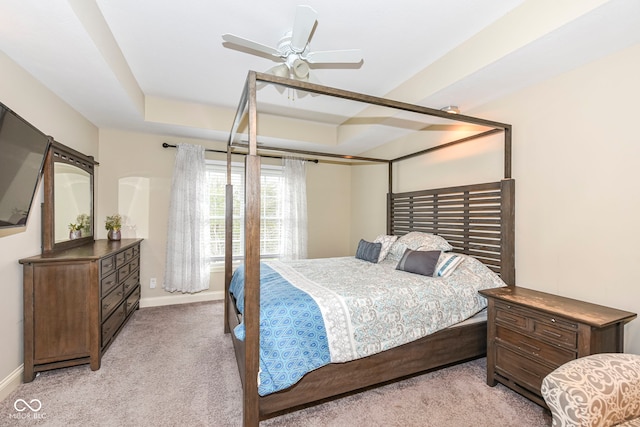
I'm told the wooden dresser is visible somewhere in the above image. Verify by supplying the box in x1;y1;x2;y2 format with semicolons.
20;239;142;382
479;286;636;407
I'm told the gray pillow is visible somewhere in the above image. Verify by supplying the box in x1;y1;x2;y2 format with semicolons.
355;239;382;263
396;249;441;276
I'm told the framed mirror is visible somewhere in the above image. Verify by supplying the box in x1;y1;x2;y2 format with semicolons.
42;141;98;253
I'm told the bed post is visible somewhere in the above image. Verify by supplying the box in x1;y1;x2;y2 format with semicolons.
500;178;516;286
224;147;233;334
387;161;393;235
504;125;512;179
244;71;261;427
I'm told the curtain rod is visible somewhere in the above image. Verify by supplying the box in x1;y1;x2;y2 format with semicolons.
161;143;319;163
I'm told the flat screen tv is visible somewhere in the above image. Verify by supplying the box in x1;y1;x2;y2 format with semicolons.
0;101;51;229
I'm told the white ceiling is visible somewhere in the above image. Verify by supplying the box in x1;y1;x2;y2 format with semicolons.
0;0;639;155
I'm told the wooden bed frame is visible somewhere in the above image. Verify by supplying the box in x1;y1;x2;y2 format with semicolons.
224;72;515;426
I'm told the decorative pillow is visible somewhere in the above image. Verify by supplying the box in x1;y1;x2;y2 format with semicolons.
388;232;453;260
355;239;382;263
434;253;464;278
373;234;398;262
396;249;441;276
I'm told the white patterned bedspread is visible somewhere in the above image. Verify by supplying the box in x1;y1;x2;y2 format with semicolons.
269;254;506;361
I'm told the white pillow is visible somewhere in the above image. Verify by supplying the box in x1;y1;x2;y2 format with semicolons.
373;234;398;262
434;253;464;278
388;232;453;260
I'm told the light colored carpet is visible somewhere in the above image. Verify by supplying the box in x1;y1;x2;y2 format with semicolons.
0;301;550;426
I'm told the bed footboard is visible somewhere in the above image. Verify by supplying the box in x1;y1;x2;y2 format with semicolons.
258;320;486;417
227;287;487;419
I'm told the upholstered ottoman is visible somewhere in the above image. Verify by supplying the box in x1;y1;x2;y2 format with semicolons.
541;353;640;427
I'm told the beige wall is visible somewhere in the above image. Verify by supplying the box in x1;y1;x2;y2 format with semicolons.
485;42;640;354
0;51;98;400
307;162;352;258
349;163;388;251
353;42;640;353
97;128;353;306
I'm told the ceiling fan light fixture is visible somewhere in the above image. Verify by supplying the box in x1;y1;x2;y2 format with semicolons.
290;57;310;80
441;105;460;114
270;64;289;78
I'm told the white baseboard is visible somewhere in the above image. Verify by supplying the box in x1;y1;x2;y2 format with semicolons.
0;364;23;403
139;290;224;308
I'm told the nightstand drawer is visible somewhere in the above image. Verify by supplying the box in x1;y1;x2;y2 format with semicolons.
496;325;575;367
495;303;528;329
531;318;577;349
496;344;552;394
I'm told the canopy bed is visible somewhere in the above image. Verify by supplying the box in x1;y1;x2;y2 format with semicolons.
224;71;515;426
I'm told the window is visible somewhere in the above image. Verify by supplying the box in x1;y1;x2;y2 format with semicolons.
207;160;284;263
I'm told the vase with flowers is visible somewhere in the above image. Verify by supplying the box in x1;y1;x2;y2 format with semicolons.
68;222;82;240
76;213;91;235
105;214;122;241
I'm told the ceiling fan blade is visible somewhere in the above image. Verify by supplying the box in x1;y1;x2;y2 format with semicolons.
222;33;280;57
305;49;363;64
290;5;317;53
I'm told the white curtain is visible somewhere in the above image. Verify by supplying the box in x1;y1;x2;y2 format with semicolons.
280;156;308;260
163;143;211;293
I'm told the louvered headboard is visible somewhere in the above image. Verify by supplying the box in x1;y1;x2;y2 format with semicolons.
388;179;515;285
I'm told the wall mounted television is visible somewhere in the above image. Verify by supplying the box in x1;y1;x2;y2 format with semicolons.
0;101;51;229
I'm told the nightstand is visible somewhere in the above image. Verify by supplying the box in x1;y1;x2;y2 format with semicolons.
478;286;636;407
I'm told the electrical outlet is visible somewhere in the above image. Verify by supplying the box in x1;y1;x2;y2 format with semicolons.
150;278;157;289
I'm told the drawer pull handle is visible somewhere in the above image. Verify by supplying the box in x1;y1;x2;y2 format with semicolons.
543;329;563;338
519;366;541;379
501;314;520;324
519;341;541;353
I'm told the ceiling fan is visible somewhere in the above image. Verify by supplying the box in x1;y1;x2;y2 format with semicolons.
222;5;363;82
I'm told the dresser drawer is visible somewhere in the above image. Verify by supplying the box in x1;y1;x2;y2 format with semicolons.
123;269;139;295
118;263;131;281
129;256;140;272
496;325;575;367
102;285;125;319
101;256;116;277
102;303;126;345
496;344;553;394
115;250;127;267
126;287;140;314
101;271;118;297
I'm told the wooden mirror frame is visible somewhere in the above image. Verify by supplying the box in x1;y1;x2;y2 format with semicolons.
42;141;98;253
